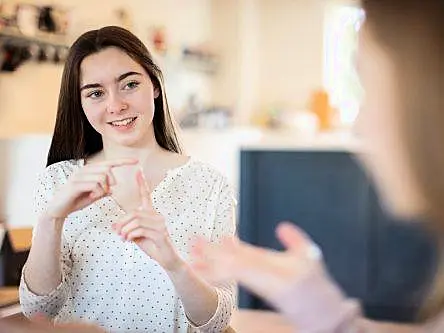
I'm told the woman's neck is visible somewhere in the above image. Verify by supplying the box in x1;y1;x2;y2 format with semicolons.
100;139;167;165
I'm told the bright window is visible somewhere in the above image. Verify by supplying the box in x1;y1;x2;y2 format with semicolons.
324;4;365;126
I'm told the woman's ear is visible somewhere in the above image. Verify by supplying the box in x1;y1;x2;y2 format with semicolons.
154;87;160;99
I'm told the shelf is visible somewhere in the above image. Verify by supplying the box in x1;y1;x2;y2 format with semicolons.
181;54;219;74
0;27;70;70
0;26;69;48
152;48;219;75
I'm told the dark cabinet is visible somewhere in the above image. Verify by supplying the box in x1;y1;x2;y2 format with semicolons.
0;229;30;287
238;150;437;322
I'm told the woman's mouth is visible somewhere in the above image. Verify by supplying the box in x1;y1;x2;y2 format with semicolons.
108;117;137;127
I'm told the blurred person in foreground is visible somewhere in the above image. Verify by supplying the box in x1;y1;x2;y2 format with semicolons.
192;1;444;332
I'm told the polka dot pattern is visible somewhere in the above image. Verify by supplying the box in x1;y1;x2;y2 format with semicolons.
19;158;237;332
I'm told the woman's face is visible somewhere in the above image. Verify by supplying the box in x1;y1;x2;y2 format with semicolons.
354;24;425;219
80;47;159;148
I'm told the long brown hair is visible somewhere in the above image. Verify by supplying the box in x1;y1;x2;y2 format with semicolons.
362;0;444;319
47;26;182;167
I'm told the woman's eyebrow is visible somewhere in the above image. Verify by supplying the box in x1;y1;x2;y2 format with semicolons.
80;71;143;91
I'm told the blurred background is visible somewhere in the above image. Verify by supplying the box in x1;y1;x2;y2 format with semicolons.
0;0;437;324
0;0;363;227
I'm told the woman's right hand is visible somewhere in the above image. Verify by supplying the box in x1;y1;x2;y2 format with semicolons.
46;158;138;219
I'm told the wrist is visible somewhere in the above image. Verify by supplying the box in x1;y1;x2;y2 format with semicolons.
44;204;69;220
165;256;188;276
40;211;66;226
33;212;65;241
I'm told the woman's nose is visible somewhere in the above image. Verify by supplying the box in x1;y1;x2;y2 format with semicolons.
106;92;128;114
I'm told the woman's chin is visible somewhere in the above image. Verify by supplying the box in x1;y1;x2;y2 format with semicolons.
107;132;146;148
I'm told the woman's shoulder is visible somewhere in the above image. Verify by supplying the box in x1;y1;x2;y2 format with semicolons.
183;157;228;183
179;158;235;197
41;159;83;182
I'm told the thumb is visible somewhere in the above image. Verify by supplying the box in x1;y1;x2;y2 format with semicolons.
276;222;322;260
275;222;309;252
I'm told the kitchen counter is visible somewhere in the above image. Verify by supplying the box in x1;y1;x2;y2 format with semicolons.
0;287;20;318
181;126;360;151
239;129;361;151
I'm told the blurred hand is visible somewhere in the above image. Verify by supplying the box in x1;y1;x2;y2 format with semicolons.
112;169;183;272
46;158;138;219
191;222;322;307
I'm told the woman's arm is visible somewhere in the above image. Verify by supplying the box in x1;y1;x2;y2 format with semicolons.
20;167;72;318
21;159;137;318
166;262;219;326
165;175;237;331
114;171;237;332
23;214;65;295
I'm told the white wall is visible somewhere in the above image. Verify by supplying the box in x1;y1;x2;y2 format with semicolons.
237;0;261;125
210;0;242;111
257;0;324;110
211;0;326;124
0;135;51;227
0;63;62;138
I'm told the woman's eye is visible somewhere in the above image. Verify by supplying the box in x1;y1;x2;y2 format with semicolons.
87;90;104;99
124;81;140;90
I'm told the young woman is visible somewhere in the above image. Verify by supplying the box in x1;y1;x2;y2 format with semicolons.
19;26;236;333
192;1;444;332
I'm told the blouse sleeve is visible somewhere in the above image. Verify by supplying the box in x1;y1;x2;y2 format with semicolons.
19;164;73;319
189;175;237;332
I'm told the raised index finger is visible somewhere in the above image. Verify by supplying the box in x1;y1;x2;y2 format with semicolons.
136;168;153;210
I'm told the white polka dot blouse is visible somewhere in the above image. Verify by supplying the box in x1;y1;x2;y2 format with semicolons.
19;158;237;333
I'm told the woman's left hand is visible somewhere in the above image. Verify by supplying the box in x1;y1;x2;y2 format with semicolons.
191;222;322;307
112;169;183;272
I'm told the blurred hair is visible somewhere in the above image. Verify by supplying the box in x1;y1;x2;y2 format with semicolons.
47;26;182;167
362;0;444;319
